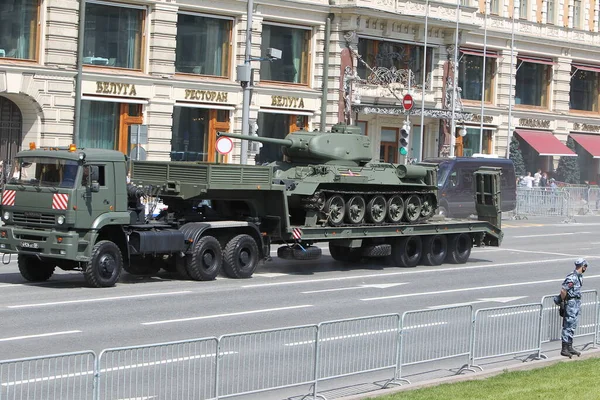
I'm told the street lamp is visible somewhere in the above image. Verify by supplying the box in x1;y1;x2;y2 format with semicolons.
237;0;281;165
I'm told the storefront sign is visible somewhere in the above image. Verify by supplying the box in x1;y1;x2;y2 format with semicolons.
573;123;600;133
184;90;228;102
271;96;305;109
471;114;494;124
96;81;137;96
518;118;551;129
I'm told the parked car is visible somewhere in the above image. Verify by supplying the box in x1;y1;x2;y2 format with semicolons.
423;156;517;218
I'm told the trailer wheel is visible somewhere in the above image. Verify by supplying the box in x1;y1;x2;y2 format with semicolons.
187;236;223;281
84;240;123;288
388;236;422;267
446;233;472;264
421;235;448;266
18;255;55;282
328;243;360;262
223;234;259;279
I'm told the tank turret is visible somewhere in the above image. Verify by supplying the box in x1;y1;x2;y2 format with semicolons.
218;123;439;227
217;123;372;166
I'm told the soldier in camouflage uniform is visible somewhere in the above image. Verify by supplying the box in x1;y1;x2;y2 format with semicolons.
560;258;588;358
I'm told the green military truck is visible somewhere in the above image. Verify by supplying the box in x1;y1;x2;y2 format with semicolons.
0;142;503;288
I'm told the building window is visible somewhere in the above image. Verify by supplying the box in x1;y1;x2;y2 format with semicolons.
380;128;399;163
175;13;232;77
83;3;144;69
547;0;556;24
357;39;433;86
260;24;310;84
519;0;528;18
515;60;550;107
490;0;500;14
356;121;368;135
458;53;495;102
573;0;582;29
80;101;143;154
0;0;39;60
255;113;307;163
459;128;493;156
570;67;600;112
171;108;230;163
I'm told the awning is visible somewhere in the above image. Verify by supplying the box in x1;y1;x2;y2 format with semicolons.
515;129;577;157
517;56;556;66
570;133;600;158
460;48;500;58
572;63;600;73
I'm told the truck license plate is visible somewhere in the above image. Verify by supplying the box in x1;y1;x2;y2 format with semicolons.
20;242;39;249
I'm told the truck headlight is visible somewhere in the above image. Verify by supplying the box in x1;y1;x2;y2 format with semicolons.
57;215;65;225
2;211;9;221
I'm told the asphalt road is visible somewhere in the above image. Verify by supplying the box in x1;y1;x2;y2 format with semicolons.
0;215;599;364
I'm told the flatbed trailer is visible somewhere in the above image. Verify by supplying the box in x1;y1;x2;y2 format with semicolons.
0;146;503;287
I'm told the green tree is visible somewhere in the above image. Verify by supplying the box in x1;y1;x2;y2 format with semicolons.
555;137;580;184
509;136;526;177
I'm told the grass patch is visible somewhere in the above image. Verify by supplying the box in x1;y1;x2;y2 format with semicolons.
369;358;600;400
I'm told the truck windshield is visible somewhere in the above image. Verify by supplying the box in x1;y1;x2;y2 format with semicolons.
436;161;451;188
9;157;80;188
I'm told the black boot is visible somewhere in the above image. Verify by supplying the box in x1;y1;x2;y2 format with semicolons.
568;341;581;357
561;342;572;358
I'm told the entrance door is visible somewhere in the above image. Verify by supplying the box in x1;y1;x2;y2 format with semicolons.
122;104;144;156
209;109;231;163
0;97;22;162
380;127;399;163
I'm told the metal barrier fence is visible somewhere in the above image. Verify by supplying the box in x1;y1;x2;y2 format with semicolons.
2;292;599;400
0;351;95;400
512;186;600;221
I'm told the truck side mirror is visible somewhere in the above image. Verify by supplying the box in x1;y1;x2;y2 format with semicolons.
90;182;100;192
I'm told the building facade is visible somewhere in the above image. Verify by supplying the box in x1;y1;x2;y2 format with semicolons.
1;0;600;182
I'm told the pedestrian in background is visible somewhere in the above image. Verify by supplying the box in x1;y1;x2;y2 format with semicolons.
558;258;588;358
534;169;542;187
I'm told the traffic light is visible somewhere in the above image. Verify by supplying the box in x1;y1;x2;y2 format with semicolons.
399;120;410;156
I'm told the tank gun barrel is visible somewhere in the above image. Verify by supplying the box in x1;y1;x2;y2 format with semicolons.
217;132;294;147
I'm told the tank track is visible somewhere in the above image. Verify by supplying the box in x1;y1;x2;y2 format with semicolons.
301;188;438;227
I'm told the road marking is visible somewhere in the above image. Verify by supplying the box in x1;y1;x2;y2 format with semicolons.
428;296;527;309
0;330;81;342
361;274;600;302
302;283;407;294
256;273;290;278
7;291;193;309
513;232;592;238
142;305;313;325
500;248;577;257
242;256;600;289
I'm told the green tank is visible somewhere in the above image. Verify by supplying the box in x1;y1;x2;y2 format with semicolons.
218;123;438;227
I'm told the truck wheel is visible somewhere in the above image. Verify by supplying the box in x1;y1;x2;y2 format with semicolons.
328;243;360;262
446;233;472;264
84;240;123;288
223;234;259;279
421;235;448;266
187;236;222;281
388;236;422;267
18;255;55;282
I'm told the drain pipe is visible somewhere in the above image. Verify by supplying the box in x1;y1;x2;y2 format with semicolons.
73;0;86;146
320;14;333;131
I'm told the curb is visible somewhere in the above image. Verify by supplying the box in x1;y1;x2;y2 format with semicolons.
337;347;600;400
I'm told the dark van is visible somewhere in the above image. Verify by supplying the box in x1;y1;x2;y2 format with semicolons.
423;156;516;218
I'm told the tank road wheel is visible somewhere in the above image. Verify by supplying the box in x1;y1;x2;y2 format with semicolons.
18;255;55;282
421;235;448;266
325;194;346;226
346;195;366;224
403;194;422;223
388;236;423;268
223;234;259;279
420;195;436;220
329;243;360;262
446;233;472;264
386;195;404;223
84;240;123;288
367;195;387;224
186;236;223;281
